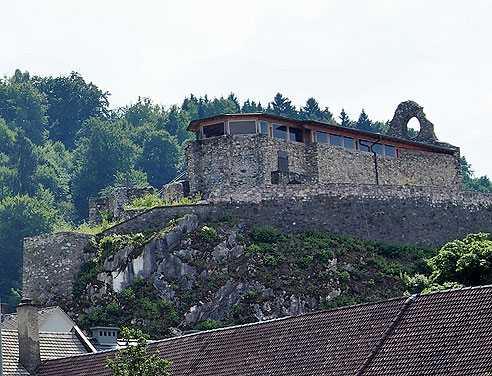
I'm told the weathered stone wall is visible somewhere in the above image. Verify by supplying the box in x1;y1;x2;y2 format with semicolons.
100;184;492;246
88;187;154;225
23;186;492;308
185;134;461;198
161;181;190;203
88;197;109;226
23;232;94;307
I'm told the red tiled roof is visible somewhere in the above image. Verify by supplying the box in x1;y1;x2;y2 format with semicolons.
36;286;492;376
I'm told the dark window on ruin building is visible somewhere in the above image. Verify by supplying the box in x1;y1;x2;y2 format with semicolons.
316;131;328;143
260;121;269;134
273;123;288;140
330;134;343;147
203;122;225;138
343;136;355;149
229;120;257;135
385;144;396;157
289;127;303;142
359;139;370;152
278;151;288;172
372;143;383;155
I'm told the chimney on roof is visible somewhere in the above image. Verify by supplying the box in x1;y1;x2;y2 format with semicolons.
90;327;120;348
1;302;6;315
17;298;41;375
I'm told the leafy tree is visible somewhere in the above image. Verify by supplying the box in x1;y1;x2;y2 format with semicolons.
461;156;492;193
106;327;172;376
33;72;109;148
124;97;162;128
99;170;149;197
72;118;139;218
428;233;492;286
135;130;180;187
0;70;48;144
164;105;191;145
0;192;63;309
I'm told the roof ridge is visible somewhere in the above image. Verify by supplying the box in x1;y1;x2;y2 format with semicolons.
355;294;418;376
418;284;492;297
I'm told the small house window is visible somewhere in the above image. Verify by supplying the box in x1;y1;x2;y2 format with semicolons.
229;120;257;135
202;122;225;138
260;121;269;134
343;137;355;149
316;131;328;143
385;145;396;157
289;127;303;142
273;123;288;140
278;151;288;172
358;139;370;152
372;143;383;155
329;134;343;147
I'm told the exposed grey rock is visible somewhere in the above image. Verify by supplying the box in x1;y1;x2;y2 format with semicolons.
329;258;338;269
212;242;230;263
230;245;244;259
176;248;198;259
104;244;134;271
253;304;265;321
168;327;183;337
104;216;199;293
154;252;196;289
227;232;237;248
153;278;176;302
184;280;260;325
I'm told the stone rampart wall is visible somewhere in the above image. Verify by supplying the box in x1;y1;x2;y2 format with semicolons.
23;186;492;307
102;184;492;246
23;232;95;307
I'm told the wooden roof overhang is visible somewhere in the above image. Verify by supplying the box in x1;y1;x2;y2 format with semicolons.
188;113;456;155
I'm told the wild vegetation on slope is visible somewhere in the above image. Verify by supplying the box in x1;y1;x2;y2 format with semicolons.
71;214;469;339
1;69;491;309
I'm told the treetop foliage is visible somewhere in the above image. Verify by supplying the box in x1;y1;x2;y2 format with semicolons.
106;327;172;376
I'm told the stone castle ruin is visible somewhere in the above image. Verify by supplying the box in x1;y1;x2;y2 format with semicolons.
23;101;492;309
162;100;461;203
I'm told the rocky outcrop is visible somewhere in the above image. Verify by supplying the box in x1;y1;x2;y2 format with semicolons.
86;215;199;302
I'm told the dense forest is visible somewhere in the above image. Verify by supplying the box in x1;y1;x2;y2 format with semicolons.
1;69;491;308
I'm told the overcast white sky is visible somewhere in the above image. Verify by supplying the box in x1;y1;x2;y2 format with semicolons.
1;0;491;177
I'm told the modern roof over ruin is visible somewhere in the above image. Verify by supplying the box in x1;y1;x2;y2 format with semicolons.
187;112;456;154
35;285;492;376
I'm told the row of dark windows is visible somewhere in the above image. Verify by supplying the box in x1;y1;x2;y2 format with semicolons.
316;131;396;157
200;121;396;157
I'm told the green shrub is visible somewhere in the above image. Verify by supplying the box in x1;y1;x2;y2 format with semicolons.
127;193;163;209
249;226;281;243
201;226;218;244
298;255;314;269
245;244;261;257
196;319;222;330
339;271;351;282
263;254;277;267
